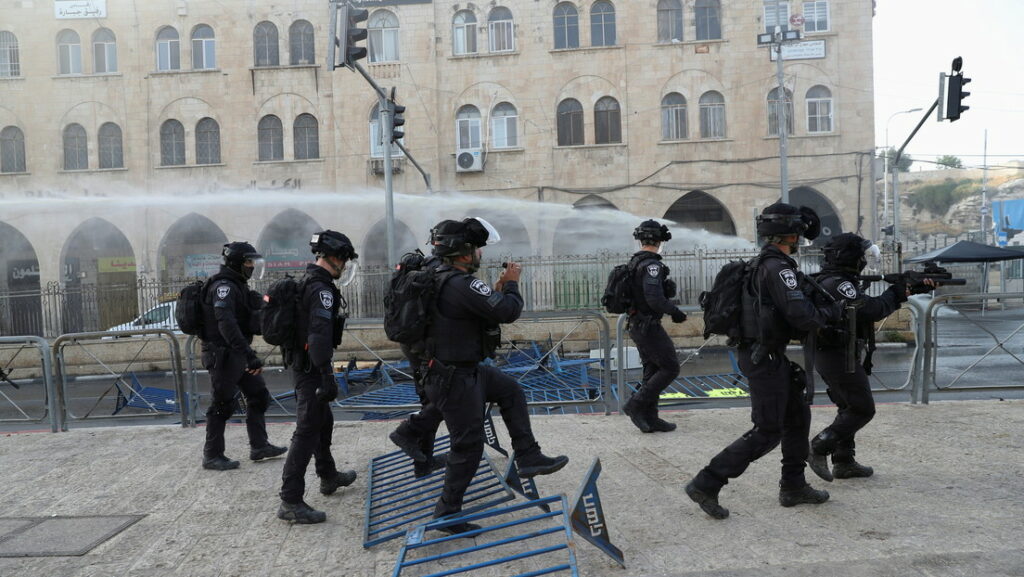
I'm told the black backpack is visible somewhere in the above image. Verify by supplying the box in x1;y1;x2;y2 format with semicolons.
601;256;652;314
384;251;453;347
174;280;206;336
699;259;756;341
261;275;304;347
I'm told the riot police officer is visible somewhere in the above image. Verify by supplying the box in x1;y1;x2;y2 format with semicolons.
200;242;287;471
277;231;359;524
422;218;568;535
621;220;688;433
685;203;841;519
806;233;909;481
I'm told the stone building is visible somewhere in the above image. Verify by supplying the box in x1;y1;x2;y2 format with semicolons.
0;0;875;334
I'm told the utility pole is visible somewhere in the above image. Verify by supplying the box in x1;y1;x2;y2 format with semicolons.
774;0;789;203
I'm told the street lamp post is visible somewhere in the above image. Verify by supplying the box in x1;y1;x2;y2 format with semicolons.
883;108;922;238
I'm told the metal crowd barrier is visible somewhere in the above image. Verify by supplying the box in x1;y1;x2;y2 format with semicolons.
0;336;59;433
52;330;187;429
913;292;1024;404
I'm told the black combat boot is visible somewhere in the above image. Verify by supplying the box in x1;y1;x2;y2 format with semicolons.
435;521;483;537
646;406;677;433
833;460;874;479
807;429;840;482
516;453;569;478
389;428;427;462
779;484;830;508
202;455;240;471
685;480;729;520
414;453;448;479
320;469;358;495
249;444;288;461
622;396;653;433
277;501;327;524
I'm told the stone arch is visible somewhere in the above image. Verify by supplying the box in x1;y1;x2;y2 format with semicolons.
60;217;137;332
361;219;418;267
257;209;323;276
157;213;228;280
553;196;621;255
461;210;533;258
663;190;736;235
784;186;842;245
0;221;42;335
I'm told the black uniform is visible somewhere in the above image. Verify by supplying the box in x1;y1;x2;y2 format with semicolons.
422;265;544;518
200;266;272;460
627;251;685;406
692;245;837;493
812;267;905;464
279;263;346;504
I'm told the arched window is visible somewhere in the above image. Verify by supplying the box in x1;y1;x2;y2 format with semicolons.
806;85;833;133
57;30;82;75
456;105;481;150
590;1;616;47
0;31;19;77
63;123;88;170
491;102;518;148
92;28;117;73
253;21;279;67
553;3;579;49
368;10;400;63
452;10;477;55
661;93;687;141
191;25;216;69
699;91;726;138
695;0;722;40
289;20;315;65
369;105;402;157
595;96;621;144
257;115;283;161
293;114;319;160
196;117;221;164
767;86;794;136
160;119;186;166
98;122;123;169
488;7;515;53
557;98;584;146
155;27;180;71
0;126;26;173
657;0;683;43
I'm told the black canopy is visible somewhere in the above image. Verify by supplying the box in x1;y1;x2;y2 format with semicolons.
906;240;1024;264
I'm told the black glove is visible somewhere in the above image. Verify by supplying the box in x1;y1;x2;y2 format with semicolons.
824;300;846;324
886;280;909;304
316;372;339;403
670;309;687;324
663;278;678;300
245;352;264;372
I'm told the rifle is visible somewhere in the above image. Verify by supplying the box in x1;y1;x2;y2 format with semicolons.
857;263;967;295
0;366;20;389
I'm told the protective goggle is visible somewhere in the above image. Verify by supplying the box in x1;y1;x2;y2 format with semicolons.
243;257;266;280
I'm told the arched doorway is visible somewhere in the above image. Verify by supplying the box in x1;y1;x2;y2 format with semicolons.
785;187;842;245
552;196;621;256
464;210;533;259
158;213;228;281
257;210;323;277
361;219;418;267
61;218;136;332
0;222;42;335
663;190;736;236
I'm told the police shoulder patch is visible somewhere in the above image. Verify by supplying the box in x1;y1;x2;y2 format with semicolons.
837;281;858;299
319;290;333;309
779;269;799;290
647;264;661;278
216;285;230;300
470;278;492;296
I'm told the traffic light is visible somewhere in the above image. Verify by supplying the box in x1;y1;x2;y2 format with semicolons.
945;58;970;122
337;4;368;69
389;101;405;142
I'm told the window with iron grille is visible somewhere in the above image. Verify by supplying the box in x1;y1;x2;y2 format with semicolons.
63;123;88;170
293;114;319;160
0;31;19;77
0;126;26;173
98;122;123;169
160;119;186;166
257;115;283;161
196;117;221;164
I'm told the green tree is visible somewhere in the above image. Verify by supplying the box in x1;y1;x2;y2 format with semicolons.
936;154;964;169
879;147;913;172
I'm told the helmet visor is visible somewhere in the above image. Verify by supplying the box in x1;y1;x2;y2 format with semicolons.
337;259;359;287
864;243;882;273
245;257;266;280
468;217;501;245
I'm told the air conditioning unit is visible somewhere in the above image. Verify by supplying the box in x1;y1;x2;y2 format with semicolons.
455;148;484;173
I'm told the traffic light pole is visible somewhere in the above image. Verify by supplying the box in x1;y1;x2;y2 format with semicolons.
890;97;939;271
774;1;789;204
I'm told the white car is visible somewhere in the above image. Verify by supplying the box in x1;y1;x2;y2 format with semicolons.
106;301;181;334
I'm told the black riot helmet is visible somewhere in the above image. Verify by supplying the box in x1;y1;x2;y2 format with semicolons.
756;203;821;240
633;219;672;245
310;230;358;260
823;233;877;272
429;217;495;257
222;241;264;279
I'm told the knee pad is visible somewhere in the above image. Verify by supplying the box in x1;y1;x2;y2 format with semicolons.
811;428;841;455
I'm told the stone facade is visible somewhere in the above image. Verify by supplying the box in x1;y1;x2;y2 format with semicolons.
0;0;875;291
